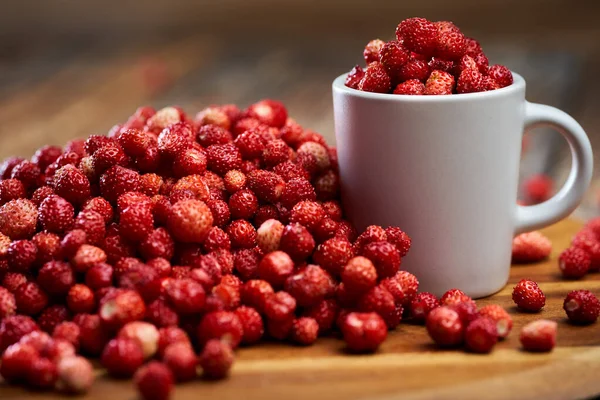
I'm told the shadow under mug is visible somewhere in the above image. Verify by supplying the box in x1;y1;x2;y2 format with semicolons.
332;72;593;298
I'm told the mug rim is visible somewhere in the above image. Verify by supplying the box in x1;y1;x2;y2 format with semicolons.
332;71;525;102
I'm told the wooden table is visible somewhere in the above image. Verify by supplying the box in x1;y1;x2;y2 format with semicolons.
1;218;599;400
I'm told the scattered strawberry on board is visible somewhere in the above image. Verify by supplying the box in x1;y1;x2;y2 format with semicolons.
345;17;513;95
0;17;598;400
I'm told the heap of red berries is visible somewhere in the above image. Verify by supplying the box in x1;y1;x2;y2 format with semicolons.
0;100;425;399
344;17;513;95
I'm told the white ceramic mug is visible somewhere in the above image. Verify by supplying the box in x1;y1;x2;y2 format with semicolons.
332;72;593;298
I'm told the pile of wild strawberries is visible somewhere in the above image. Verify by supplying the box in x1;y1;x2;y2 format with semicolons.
344;17;513;95
0;99;597;400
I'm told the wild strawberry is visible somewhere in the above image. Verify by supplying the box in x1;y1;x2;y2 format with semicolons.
280;223;315;261
302;299;338;334
465;316;498;353
101;337;144;378
206;143;243;176
381;271;419;306
396;17;438;57
135;361;174;400
290;317;319;345
0;287;16;319
288;201;325;232
256;251;293;289
118;128;152;157
424;69;455;95
2;272;28;294
354;225;386;253
32;145;62;171
279;178;314;209
156;121;193;158
211;282;241;310
363;39;385;63
246;99;287;128
478;304;513;338
200;226;230;253
312;237;353;277
99;165;141;203
488;64;513;88
56;356;94;394
456;68;485;93
558;247;591;279
59;229;87;259
434;21;466;60
241;279;274;313
520;319;557;352
572;234;600;271
196;125;232;147
285;265;334;307
563;290;600;324
7;239;38;272
341;256;377;294
397;59;430;82
0;178;26;205
358;62;391;93
393;79;425;95
0;315;39;351
160;342;196;383
440;288;473;306
117;321;159;360
199;339;234;380
162;278;205;315
227;219;257;249
428;57;455;73
263;291;296;322
30;186;55;206
340;312;387;352
262;139;292;167
25;356;57;389
206;198;231;228
53;322;81;350
515;227;553;260
426;306;464;347
379;40;410;80
197;311;243;349
255;219;283;254
0;198;38;239
512;279;546;312
360;241;401;278
10;160;40;189
223;171;246;195
345;65;365;89
139;173;163;197
73;314;109;356
235;305;264;344
137;228;174;261
37;305;70;334
450;300;479;326
356;284;396;328
228;189;258;220
71;244;107;272
99;289;146;330
409;292;439;322
74;209;106;245
65;284;95;314
52;165;91;205
14;282;48;316
0;342;39;383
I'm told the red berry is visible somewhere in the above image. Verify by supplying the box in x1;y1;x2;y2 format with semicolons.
7;239;38;272
0;342;39;383
164;278;206;315
358;62;391;93
426;306;464;347
512;231;552;263
73;314;109;356
382;271;419;306
53;165;91;205
227;219;257;249
409;292;439;322
385;227;411;257
247;170;286;204
434;21;466;60
99;289;146;330
235;305;264;344
279;223;315;261
522;174;553;204
167;199;213;243
206;143;243;176
0;178;26;205
11;160;41;189
345;65;365;89
256;219;283;254
379;40;410;80
118;321;159;360
101;337;144;378
139;227;175;260
30;186;55;206
360;241;401;278
340;312;387;352
223;170;247;193
357;284;397;329
520;319;557;352
257;251;295;288
246;99;288;129
163;342;197;382
56;356;94;394
456;68;485;93
558;247;591;279
424;69;455;95
71;244;107;273
563;290;600;324
233;129;266;160
428;57;455;74
0;287;16;319
393;79;425;95
0;315;39;351
66;284;96;314
38;195;75;234
440;288;473;307
572;234;600;271
197;311;243;349
2;272;28;294
229;189;259;220
396;17;439;57
14;282;48;316
285;265;334;307
0;198;38;239
135;361;174;400
99;165;141;204
25;356;57;389
341;256;377;294
53;322;81;351
512;279;546;312
74;210;106;245
488;64;513;88
478;304;513;339
363;39;385;64
465;316;498;353
241;280;274;313
290;317;319;345
450;300;479;326
199;339;234;380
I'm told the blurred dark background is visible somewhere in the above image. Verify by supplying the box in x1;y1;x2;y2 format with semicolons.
1;0;599;215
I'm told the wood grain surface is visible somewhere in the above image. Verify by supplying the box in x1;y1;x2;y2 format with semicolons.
1;218;599;400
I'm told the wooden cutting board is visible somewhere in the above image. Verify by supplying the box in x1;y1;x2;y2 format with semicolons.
1;218;600;400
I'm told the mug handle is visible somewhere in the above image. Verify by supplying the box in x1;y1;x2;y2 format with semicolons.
515;102;593;235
